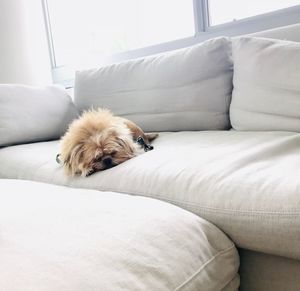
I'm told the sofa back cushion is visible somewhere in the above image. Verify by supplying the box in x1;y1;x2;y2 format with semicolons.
0;84;78;147
230;37;300;132
74;37;233;132
250;23;300;42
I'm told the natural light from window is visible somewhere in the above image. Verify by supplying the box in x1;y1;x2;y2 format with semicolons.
47;0;194;67
209;0;300;26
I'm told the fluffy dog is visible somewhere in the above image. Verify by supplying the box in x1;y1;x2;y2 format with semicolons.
59;108;157;177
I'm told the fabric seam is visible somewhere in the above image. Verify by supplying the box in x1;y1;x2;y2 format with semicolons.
174;244;236;291
84;186;300;216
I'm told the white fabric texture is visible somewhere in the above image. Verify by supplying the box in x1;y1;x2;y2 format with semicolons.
1;131;300;260
0;179;239;291
0;84;78;146
74;37;233;132
230;37;300;132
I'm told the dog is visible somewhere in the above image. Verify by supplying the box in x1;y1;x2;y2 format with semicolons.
59;108;158;177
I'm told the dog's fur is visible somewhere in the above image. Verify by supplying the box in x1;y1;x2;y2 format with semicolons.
60;108;157;176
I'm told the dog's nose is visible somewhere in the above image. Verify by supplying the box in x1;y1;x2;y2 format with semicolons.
102;157;112;167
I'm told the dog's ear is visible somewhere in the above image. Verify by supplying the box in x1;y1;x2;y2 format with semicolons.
122;119;146;139
121;118;158;144
61;143;84;176
145;133;159;142
121;117;159;144
60;153;72;175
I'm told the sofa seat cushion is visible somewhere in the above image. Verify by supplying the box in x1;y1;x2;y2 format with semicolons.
1;131;300;260
0;179;239;291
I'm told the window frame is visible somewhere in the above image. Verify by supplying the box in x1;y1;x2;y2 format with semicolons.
42;0;300;87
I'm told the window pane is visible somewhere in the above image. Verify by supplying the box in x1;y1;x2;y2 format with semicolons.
209;0;300;26
47;0;194;67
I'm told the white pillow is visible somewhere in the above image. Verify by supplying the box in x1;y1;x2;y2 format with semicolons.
74;37;233;132
230;37;300;132
0;84;78;146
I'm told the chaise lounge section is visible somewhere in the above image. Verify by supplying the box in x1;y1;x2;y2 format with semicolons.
0;179;240;291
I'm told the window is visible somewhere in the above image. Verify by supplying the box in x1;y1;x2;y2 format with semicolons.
43;0;300;86
46;0;194;68
209;0;300;26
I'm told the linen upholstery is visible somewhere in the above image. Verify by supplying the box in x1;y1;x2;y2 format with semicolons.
230;37;300;132
74;37;233;132
1;131;300;260
0;179;239;291
0;84;78;146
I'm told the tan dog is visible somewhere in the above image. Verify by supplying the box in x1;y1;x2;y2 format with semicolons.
59;108;158;176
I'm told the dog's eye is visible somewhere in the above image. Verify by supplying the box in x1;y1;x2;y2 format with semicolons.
95;156;102;162
111;150;117;156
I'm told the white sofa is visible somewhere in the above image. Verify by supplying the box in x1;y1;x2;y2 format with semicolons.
1;23;300;290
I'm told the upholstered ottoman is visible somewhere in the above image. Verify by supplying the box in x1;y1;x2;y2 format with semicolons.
0;180;239;291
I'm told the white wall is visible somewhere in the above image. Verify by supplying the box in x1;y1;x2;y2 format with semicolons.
0;0;52;85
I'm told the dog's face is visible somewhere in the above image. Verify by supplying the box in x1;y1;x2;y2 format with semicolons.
60;110;141;177
73;130;138;176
